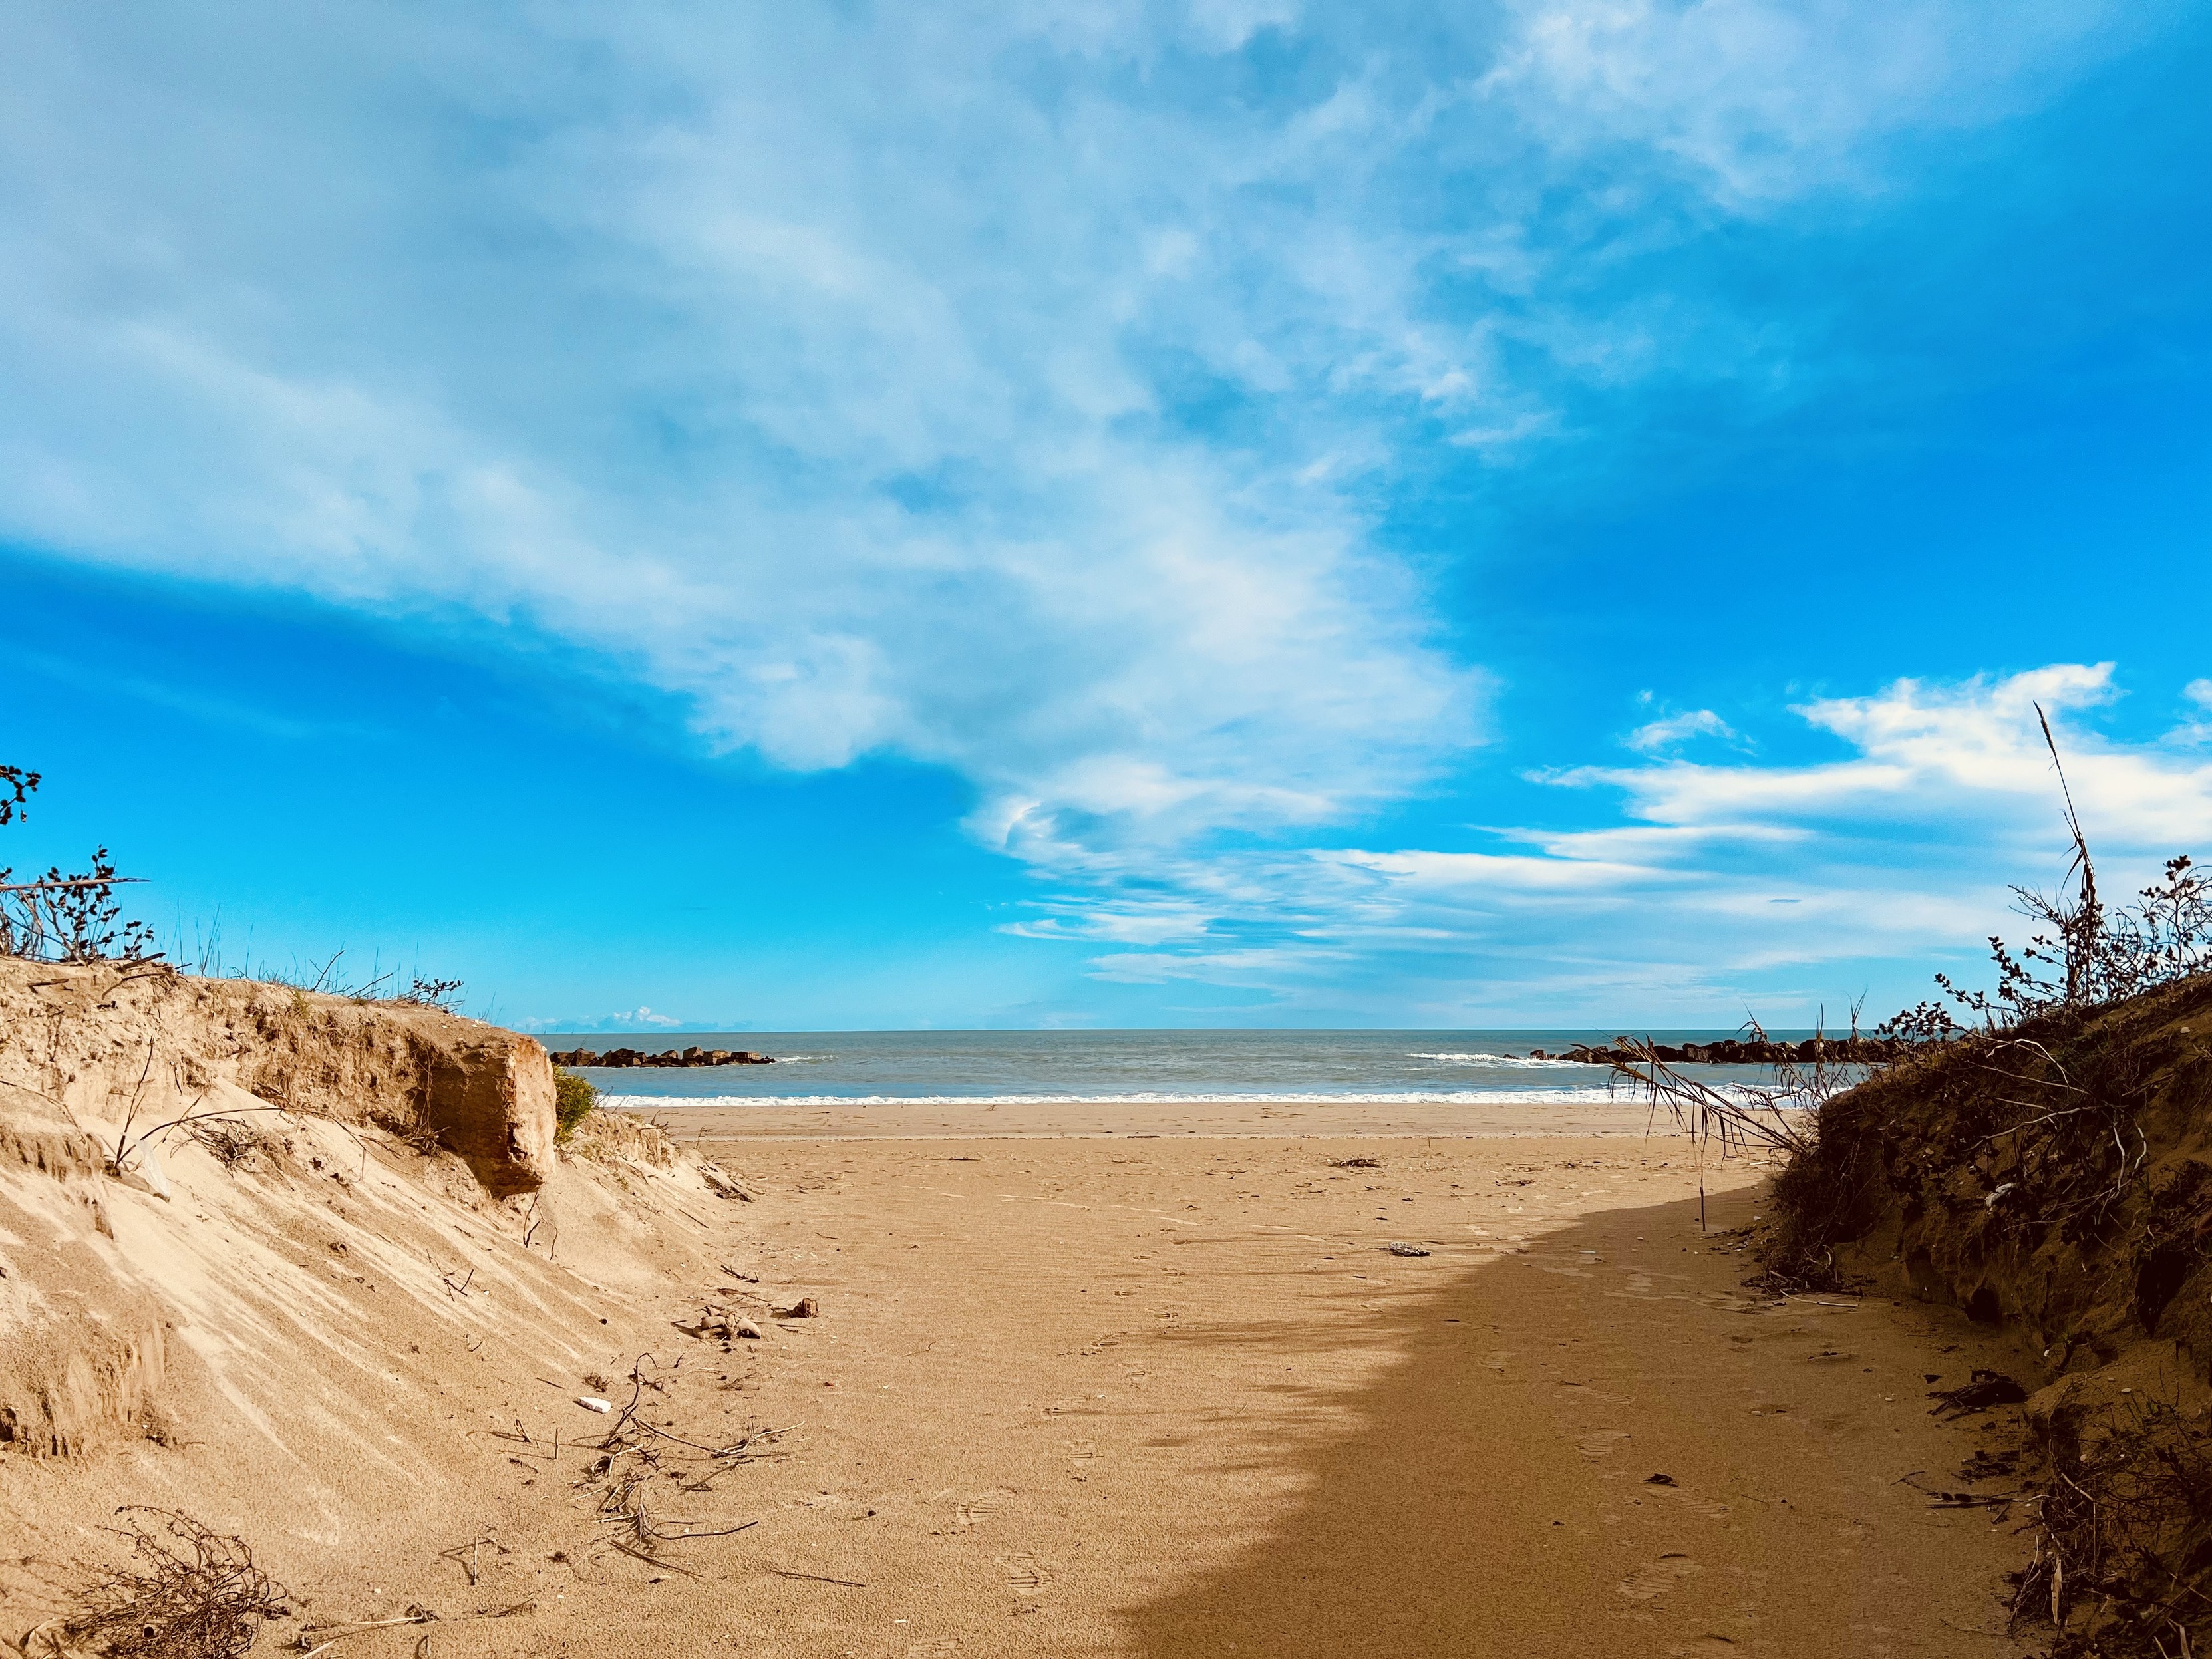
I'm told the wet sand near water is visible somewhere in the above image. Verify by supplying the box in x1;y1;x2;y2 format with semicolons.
611;1116;2033;1657
648;1094;1694;1141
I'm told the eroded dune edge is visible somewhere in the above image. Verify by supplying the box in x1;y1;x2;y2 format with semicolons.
11;961;2199;1656
0;957;775;1652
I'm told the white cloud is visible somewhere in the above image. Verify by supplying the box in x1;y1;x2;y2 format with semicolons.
1038;666;2212;1020
1485;0;2152;203
2178;679;2212;745
1625;707;1738;752
0;4;2166;889
1575;664;2212;849
513;1006;683;1034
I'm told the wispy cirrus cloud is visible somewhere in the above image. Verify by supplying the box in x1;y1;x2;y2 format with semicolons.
1486;0;2155;202
1023;665;2212;1020
0;2;2157;887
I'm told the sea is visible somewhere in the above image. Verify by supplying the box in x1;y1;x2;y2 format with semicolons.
536;1028;1812;1112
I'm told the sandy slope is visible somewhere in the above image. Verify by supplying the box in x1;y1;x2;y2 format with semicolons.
4;1103;2039;1658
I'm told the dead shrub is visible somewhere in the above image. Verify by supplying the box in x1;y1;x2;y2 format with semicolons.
186;1120;264;1173
2012;1389;2212;1656
61;1508;288;1658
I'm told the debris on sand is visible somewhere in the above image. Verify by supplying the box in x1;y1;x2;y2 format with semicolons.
673;1306;764;1344
1382;1242;1431;1257
1927;1370;2027;1419
575;1357;786;1573
1333;1157;1381;1169
699;1163;757;1201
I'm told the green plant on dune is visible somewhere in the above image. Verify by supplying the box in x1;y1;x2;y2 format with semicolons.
553;1066;599;1143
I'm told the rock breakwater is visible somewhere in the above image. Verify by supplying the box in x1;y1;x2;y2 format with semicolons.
1559;1036;1907;1066
551;1046;776;1068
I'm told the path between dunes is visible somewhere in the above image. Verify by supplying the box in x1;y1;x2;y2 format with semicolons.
623;1124;2033;1658
2;1114;2040;1658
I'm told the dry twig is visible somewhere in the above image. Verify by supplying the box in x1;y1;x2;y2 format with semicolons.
65;1509;289;1659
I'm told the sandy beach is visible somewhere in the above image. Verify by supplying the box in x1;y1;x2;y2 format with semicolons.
610;1117;2032;1657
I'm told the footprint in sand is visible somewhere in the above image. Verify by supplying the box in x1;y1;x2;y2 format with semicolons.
1619;1553;1703;1600
1578;1430;1632;1458
995;1552;1055;1590
953;1490;1015;1528
1557;1380;1633;1406
1647;1485;1730;1521
1483;1350;1514;1373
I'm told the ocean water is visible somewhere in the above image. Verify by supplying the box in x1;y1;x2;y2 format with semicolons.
536;1028;1809;1109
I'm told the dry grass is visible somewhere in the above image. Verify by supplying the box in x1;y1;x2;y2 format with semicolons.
1590;1032;1864;1245
2012;1389;2212;1657
53;1509;289;1659
561;1108;677;1171
186;1120;265;1173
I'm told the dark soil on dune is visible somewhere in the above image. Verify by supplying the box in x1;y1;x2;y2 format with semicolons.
1763;975;2212;1657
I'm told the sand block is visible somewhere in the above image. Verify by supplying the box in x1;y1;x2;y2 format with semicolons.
0;958;557;1194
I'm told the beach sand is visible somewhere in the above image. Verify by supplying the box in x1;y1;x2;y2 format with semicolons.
628;1109;2031;1656
2;1102;2037;1657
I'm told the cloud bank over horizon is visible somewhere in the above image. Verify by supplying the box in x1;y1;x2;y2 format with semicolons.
0;3;2203;1025
1005;663;2212;1018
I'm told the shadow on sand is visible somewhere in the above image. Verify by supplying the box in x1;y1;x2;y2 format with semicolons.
1121;1185;2021;1659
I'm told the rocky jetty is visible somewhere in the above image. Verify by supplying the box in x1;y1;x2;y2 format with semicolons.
1559;1036;1907;1066
549;1046;775;1068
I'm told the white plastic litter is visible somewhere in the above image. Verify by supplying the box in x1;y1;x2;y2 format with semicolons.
577;1396;612;1414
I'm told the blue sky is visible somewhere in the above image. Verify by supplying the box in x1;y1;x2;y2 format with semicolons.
2;1;2207;1030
